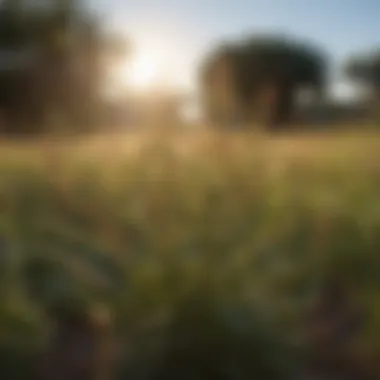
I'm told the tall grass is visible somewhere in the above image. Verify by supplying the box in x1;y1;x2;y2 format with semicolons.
0;130;380;378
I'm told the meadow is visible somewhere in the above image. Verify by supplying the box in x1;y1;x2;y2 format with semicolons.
1;129;380;378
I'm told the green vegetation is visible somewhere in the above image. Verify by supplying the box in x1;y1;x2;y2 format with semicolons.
201;35;326;127
0;132;380;378
0;0;128;135
345;51;380;120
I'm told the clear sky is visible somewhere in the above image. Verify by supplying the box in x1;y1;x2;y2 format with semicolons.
91;0;380;99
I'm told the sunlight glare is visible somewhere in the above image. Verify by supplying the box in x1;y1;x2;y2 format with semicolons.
129;52;158;90
114;30;192;95
120;48;165;93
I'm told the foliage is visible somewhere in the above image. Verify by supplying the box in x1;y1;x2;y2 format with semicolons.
345;51;380;121
0;0;128;135
345;51;380;87
200;34;327;128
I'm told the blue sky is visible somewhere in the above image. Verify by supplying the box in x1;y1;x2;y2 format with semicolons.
91;0;380;99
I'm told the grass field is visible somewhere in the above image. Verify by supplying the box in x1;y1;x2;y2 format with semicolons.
1;130;380;378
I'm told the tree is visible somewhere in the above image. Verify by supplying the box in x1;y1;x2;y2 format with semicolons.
0;0;129;135
200;35;327;129
345;51;380;121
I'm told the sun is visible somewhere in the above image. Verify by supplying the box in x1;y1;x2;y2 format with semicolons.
118;48;164;93
113;32;188;95
128;51;160;90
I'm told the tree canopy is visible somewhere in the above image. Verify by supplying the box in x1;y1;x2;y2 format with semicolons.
345;52;380;87
0;0;129;135
200;35;327;128
345;51;380;121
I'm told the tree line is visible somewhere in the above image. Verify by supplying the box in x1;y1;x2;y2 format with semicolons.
0;1;380;134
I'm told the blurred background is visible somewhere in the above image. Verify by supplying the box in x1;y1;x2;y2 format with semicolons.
0;0;380;379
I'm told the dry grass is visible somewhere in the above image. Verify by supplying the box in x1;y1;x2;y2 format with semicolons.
0;128;380;378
